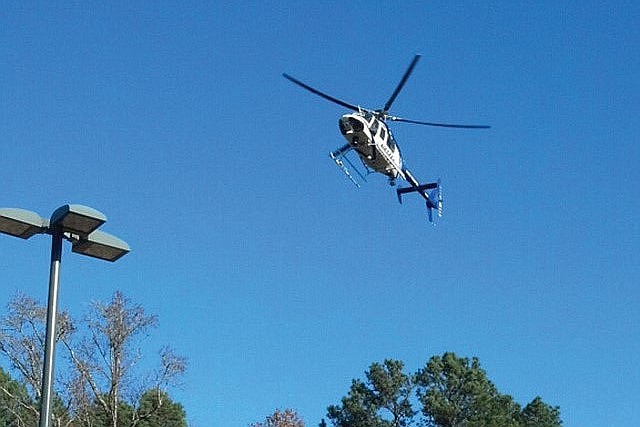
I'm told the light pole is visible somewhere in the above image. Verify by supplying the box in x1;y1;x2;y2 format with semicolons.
0;204;129;427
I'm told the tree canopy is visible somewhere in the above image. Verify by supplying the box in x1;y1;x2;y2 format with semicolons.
326;352;562;427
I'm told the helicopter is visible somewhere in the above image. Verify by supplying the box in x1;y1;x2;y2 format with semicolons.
283;54;489;222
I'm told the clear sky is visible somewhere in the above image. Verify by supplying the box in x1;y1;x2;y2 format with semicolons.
1;2;639;426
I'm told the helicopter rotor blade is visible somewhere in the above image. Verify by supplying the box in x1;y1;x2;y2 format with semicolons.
389;116;491;129
382;54;422;113
282;73;360;111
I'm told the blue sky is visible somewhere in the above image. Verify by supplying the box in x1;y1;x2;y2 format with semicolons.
1;2;639;426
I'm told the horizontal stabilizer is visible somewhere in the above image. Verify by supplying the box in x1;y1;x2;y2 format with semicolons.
396;178;443;223
396;182;438;204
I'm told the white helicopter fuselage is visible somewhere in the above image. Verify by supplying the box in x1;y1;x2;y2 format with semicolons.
283;54;487;221
338;111;405;181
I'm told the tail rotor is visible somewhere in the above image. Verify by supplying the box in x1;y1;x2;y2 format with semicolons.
428;179;443;219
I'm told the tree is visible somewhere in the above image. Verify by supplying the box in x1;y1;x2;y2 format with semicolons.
327;378;380;427
326;353;562;427
85;390;186;427
0;294;74;426
327;360;414;427
0;292;187;427
136;390;187;427
520;396;562;427
414;352;521;427
250;408;305;427
0;366;37;427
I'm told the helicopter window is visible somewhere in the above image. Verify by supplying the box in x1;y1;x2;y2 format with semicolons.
370;119;379;135
380;127;386;141
386;134;397;151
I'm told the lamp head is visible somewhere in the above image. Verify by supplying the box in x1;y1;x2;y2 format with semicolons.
72;230;130;262
50;204;106;236
0;208;48;239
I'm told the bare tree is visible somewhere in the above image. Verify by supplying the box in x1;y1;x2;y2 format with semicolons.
0;292;186;427
0;294;74;426
250;408;305;427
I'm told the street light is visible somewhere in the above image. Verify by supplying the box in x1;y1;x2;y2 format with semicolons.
0;204;129;427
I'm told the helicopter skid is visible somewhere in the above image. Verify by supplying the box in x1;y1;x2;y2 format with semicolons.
330;148;367;187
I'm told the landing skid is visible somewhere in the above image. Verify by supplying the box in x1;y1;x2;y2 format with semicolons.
329;145;368;187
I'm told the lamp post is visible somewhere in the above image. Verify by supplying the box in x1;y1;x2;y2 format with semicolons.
0;204;129;427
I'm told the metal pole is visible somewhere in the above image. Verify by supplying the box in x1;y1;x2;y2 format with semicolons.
39;228;63;427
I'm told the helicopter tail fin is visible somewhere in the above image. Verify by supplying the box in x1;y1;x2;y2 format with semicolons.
428;182;443;221
396;179;443;222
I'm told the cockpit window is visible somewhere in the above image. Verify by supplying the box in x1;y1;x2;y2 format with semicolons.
371;119;379;135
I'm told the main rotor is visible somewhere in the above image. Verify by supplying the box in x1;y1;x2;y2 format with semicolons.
283;54;490;129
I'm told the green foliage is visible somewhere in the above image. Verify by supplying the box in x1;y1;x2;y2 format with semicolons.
136;390;187;427
79;399;135;427
326;353;562;427
0;367;37;427
327;359;414;427
367;360;415;426
327;378;381;427
414;352;521;427
520;396;562;427
67;390;187;427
